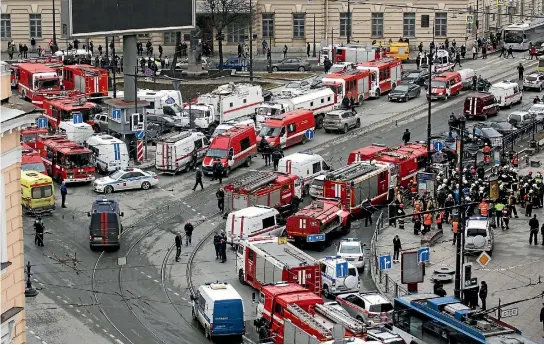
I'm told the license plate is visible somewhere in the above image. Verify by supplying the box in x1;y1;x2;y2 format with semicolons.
94;237;103;240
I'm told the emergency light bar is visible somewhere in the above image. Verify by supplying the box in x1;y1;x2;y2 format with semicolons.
342;238;359;241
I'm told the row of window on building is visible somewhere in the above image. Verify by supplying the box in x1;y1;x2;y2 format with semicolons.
1;14;42;39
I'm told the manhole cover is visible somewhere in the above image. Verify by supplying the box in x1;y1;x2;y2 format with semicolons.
434;267;455;275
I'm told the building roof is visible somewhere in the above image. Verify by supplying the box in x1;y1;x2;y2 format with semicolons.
1;97;41;135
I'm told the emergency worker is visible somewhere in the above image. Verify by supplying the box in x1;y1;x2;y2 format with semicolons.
423;212;433;234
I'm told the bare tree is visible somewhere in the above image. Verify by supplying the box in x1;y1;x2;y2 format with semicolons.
201;0;251;67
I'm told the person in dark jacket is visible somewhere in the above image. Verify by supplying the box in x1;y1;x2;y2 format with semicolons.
184;221;194;246
341;95;350;109
34;217;44;247
479;281;488;310
216;188;225;213
393;235;402;262
214;160;224;184
517;63;524;81
192;168;204;191
271;148;283;171
213;232;222;259
539;303;544;332
529;214;539;245
323;57;332;74
263;143;271;167
220;238;227;263
175;232;182;262
60;182;68;208
402;129;411;145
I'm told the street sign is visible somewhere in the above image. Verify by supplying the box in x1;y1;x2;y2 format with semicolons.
433;141;444;152
112;109;121;121
417;247;430;263
496;0;505;5
277;237;288;245
305;129;315;140
466;14;475;24
336;262;348;278
476;251;492;268
306;234;325;242
500;307;518;318
379;255;392;270
136;130;145;139
144;67;154;77
432;152;442;162
72;112;83;124
37;117;48;129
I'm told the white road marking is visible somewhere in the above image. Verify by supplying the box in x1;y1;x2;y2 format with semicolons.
75;309;81;313
167;288;172;291
38;282;44;286
81;314;86;317
42;341;47;344
173;292;179;296
147;275;152;279
87;318;94;323
109;334;116;338
182;201;186;205
140;271;146;275
114;339;124;344
62;300;68;304
211;223;215;226
33;278;38;282
153;279;159;283
103;329;108;333
56;295;61;299
29;330;35;335
191;208;196;212
35;336;41;340
181;297;187;301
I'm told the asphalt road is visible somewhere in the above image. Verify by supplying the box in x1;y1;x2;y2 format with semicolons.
23;54;541;344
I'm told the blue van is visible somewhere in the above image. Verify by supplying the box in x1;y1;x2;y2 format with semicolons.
191;282;245;339
217;57;247;71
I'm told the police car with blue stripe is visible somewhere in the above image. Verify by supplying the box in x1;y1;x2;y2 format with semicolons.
318;256;360;299
93;168;159;193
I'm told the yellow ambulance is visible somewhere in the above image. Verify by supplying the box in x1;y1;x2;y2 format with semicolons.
20;171;55;214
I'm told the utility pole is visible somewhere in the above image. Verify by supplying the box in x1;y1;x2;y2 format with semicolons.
312;14;316;57
52;0;58;51
112;36;116;98
426;26;434;170
249;0;254;82
476;0;480;39
347;0;351;44
454;116;467;299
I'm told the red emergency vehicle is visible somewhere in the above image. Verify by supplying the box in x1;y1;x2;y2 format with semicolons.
21;127;49;149
42;95;98;130
35;135;95;183
428;71;463;101
285;199;351;250
357;57;403;98
320;161;394;209
374;143;428;187
258;110;315;149
17;63;62;105
62;65;108;99
202;124;257;176
8;64;18;89
21;144;47;175
236;236;321;294
224;171;302;217
347;144;389;164
322;69;371;104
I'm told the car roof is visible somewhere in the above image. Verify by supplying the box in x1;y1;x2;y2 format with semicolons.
466;217;488;229
360;293;390;305
91;198;120;213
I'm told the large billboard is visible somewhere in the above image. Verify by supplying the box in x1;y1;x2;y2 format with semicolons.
65;0;195;37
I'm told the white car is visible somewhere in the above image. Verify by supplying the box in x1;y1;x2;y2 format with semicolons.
528;103;544;122
336;292;394;326
522;73;544;91
336;238;365;270
93;168;159;193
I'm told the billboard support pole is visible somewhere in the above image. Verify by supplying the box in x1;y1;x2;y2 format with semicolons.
112;36;116;98
249;0;253;82
123;35;137;102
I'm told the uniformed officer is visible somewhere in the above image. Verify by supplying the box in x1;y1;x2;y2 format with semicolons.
213;232;222;259
220;238;227;263
184;221;194;246
271;148;283;171
175;232;182;262
216;188;225;213
34;217;44;247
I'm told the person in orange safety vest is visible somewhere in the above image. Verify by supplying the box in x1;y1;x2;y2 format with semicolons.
482;145;491;163
436;210;444;231
479;199;489;216
452;220;459;245
423;212;433;234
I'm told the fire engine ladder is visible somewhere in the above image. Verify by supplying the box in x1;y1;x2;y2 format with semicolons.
326;162;378;181
78;65;100;76
158;131;193;143
286;304;332;338
230;171;278;192
314;304;366;335
283;247;309;264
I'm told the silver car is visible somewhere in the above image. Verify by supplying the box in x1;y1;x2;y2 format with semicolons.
323;109;362;133
523;73;544;91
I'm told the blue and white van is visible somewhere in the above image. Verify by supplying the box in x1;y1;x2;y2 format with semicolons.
191;282;245;340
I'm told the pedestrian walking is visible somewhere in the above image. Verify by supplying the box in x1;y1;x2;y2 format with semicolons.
541;223;544;245
34;217;44;247
423;212;432;234
539;303;544;335
158;45;163;59
263;144;271;167
472;46;477;59
213;159;224;184
175;232;182;262
184;221;193;246
362;200;374;227
165;56;169;68
283;45;288;59
323;56;332;74
507;46;514;58
60;181;67;208
192;167;204;191
220;238;227;263
494;200;505;228
402;129;411;145
454;52;462;68
529;214;539;245
517;63;524;81
393;235;402;263
508;194;518;218
526;197;533;217
502;207;511;230
272;148;283;171
530;45;537;60
479;281;488;310
306;43;310;58
216;188;225;213
213;232;221;259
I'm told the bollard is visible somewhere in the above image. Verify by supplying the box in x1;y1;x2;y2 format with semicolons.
25;261;39;297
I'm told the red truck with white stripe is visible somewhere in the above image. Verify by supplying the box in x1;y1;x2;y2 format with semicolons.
357;57;403;98
257;110;315;150
62;64;108;99
428;71;462;101
373;143;428;188
236;237;321;295
17;63;62;106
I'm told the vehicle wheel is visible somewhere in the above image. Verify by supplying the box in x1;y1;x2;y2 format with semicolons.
519;96;523;104
56;174;62;183
358;95;364;105
104;185;114;194
205;326;211;339
444;94;449;101
315;115;324;129
325;129;331;133
318;241;327;252
403;97;408;102
192;307;197;320
523;87;526;91
483;114;488;121
207;123;217;136
441;330;448;339
238;269;246;285
89;244;95;251
375;89;381;98
417;90;421;97
141;181;151;190
245;157;252;167
225;167;231;177
343;124;349;134
540;85;543;92
392;83;397;90
323;285;332;299
301;136;308;144
361;264;365;272
355;119;361;128
272;66;279;72
298;66;305;72
508;102;512;109
488;250;493;256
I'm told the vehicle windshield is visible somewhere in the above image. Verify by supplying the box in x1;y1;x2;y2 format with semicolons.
394;85;409;92
330;66;346;73
31;185;53;199
326;114;341;120
259;126;281;137
21;162;46;172
339;244;361;254
467;228;487;237
431;80;447;88
59;109;93;123
21;134;39;143
327;84;343;96
539;59;544;68
181;108;206;118
62;153;92;168
285;82;301;89
36;78;60;89
206;148;228;158
526;76;537;81
504;30;524;44
256;107;281;116
509;114;522;123
530;105;544;113
407;73;421;78
369;303;393;313
109;170;125;180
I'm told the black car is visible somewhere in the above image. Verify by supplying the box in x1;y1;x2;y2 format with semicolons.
402;69;430;86
146;114;184;134
310;76;325;89
479;121;517;136
388;84;421;102
88;198;124;250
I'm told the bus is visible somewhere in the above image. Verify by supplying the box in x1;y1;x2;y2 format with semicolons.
502;18;544;51
391;294;534;344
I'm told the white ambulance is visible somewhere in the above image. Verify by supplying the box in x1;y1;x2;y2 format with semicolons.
85;134;129;173
155;131;209;173
225;206;284;245
489;80;523;108
277;152;331;196
58;121;95;144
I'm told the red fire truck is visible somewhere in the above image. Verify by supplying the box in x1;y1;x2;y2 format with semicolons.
347;144;389;164
42;95;99;130
322;69;371;105
21;127;49;149
236;237;321;294
374;143;428;188
62;65;108;99
357;57;403;98
17;63;62;106
21;144;47;175
224;171;302;218
254;282;370;344
285;199;351;250
35;135;95;183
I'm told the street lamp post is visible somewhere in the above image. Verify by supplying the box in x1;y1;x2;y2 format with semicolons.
426;26;435;170
454;116;466;299
347;0;351;44
249;0;254;82
312;14;316;57
52;0;58;51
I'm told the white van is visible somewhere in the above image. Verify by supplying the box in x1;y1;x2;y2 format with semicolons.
155;131;209;173
278;152;331;196
58;121;95;144
457;68;475;89
191;282;245;339
464;216;494;256
489;80;523;108
225;206;284;245
318;256;360;298
85;134;129;173
211;119;255;138
114;89;185;122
